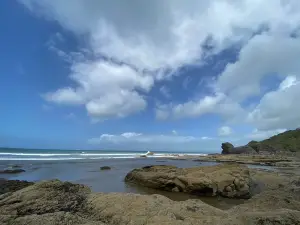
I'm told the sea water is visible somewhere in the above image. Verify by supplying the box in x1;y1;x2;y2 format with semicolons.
0;148;207;161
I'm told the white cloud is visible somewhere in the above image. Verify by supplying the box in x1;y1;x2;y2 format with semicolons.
155;93;245;122
89;133;198;144
248;76;300;131
172;130;177;135
18;0;300;125
216;35;300;102
218;126;233;136
121;132;142;138
18;0;300;120
44;61;151;119
172;94;224;118
246;129;287;141
44;88;84;105
85;90;147;119
279;75;298;90
201;136;213;140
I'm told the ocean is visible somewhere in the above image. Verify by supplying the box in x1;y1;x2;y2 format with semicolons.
0;148;207;161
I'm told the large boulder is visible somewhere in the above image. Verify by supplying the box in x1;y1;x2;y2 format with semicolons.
125;164;252;199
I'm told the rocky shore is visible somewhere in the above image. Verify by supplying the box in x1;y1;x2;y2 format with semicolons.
1;163;300;225
125;164;252;199
1;129;300;224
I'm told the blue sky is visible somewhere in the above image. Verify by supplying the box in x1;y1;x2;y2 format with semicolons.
1;1;300;152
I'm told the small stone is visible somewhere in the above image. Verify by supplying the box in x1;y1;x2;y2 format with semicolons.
225;186;232;192
234;178;240;187
239;184;249;192
239;181;245;188
172;187;180;192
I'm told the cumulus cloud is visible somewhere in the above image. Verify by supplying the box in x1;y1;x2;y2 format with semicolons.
216;35;300;101
156;93;245;122
18;0;300;121
218;126;233;136
246;129;287;141
247;76;300;131
88;132;222;151
88;132;198;144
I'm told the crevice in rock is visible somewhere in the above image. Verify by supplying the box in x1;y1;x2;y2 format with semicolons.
191;187;214;196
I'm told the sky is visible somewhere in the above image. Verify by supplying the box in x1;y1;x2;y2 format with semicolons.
1;1;300;152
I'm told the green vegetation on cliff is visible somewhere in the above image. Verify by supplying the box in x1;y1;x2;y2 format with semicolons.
248;129;300;153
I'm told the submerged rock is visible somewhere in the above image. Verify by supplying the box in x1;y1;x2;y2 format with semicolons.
125;164;252;199
100;166;111;170
0;169;25;174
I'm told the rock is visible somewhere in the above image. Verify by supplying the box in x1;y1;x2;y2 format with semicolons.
0;180;90;216
0;169;25;174
0;179;34;195
171;187;180;192
100;166;111;170
221;142;234;154
222;143;257;155
225;186;232;192
0;179;299;225
125;164;252;199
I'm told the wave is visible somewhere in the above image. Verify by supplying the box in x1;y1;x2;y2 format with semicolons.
0;153;72;156
0;151;207;161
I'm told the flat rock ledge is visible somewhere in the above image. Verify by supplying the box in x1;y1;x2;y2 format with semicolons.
0;178;300;225
125;164;252;199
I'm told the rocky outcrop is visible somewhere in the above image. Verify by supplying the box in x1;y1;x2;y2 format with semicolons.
0;177;300;225
221;142;234;154
125;164;252;199
197;154;293;166
222;142;257;155
222;129;300;155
